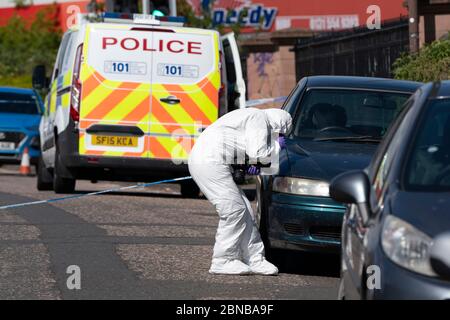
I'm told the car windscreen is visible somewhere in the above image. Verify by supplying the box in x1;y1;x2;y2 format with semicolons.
292;89;410;142
404;99;450;192
0;92;40;115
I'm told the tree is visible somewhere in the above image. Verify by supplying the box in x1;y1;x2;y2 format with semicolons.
393;36;450;82
0;5;62;87
176;0;241;36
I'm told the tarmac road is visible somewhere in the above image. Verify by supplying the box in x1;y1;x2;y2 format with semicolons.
0;165;339;300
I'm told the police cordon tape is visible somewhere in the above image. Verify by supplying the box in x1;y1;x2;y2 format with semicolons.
1;96;287;210
245;96;287;108
0;176;192;210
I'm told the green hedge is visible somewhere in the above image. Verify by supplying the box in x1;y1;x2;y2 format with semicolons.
0;5;61;88
393;37;450;82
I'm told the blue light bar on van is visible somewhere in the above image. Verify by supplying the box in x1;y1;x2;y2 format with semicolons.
102;12;133;20
101;12;186;25
157;16;186;24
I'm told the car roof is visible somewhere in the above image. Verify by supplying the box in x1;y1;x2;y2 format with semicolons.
304;76;422;93
0;86;36;95
429;81;450;98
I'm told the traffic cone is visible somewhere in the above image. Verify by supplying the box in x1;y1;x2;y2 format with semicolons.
19;147;31;176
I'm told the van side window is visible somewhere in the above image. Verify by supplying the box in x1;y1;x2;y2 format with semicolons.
61;32;77;73
52;33;72;81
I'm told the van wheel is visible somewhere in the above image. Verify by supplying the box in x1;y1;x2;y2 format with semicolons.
180;180;200;198
53;148;75;194
37;155;53;191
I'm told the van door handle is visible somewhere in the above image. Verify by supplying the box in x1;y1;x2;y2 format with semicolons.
160;96;181;105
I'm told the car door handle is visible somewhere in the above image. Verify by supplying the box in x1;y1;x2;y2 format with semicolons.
160;96;181;105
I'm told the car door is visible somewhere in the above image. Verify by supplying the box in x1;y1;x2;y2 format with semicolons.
343;97;416;299
149;28;221;162
78;24;152;158
221;32;246;111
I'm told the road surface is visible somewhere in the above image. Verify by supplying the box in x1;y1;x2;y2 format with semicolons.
0;165;339;299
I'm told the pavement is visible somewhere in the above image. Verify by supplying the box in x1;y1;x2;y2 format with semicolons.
0;165;339;300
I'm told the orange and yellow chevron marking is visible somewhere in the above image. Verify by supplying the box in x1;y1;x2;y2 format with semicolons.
149;123;192;157
149;137;172;159
150;96;184;132
123;136;149;158
79;133;105;156
120;96;151;123
81;71;106;98
147;72;220;160
163;84;213;126
84;82;141;120
78;61;220;160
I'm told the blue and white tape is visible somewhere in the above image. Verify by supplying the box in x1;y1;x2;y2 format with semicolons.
0;176;192;210
245;96;287;108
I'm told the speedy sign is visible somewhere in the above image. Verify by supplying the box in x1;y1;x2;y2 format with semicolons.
213;4;277;30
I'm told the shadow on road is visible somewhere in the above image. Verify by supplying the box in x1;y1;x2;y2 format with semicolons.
267;248;340;278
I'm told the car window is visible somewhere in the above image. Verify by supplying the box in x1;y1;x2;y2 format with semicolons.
282;77;306;115
369;96;416;180
0;92;40;115
372;97;417;206
404;98;450;192
52;32;72;81
292;89;410;141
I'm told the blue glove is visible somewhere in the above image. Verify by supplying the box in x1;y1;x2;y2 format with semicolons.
246;165;261;175
278;136;286;149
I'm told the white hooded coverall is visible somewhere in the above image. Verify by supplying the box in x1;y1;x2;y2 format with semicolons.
188;108;292;269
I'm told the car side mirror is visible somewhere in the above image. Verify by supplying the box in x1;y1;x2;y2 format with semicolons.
329;170;371;225
32;65;48;90
430;232;450;281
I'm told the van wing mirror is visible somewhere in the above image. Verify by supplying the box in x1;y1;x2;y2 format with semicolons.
32;65;48;90
330;170;371;225
430;232;450;281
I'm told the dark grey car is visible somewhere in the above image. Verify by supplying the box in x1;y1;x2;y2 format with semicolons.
330;81;450;299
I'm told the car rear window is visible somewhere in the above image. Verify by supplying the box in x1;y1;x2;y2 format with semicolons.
404;99;450;192
292;89;410;141
0;92;40;115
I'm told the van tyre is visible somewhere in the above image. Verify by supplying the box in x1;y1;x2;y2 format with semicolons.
36;155;53;191
53;147;76;194
180;180;200;198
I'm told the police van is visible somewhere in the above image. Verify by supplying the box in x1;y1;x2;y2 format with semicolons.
32;13;246;197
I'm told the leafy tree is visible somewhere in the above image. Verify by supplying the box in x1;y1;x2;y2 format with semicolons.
393;37;450;82
0;4;62;87
176;0;242;36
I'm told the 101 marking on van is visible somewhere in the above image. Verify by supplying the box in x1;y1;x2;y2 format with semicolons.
104;61;147;75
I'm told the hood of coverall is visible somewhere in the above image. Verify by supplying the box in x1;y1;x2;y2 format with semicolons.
262;109;292;134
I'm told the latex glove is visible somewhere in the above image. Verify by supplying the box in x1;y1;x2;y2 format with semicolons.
246;165;261;175
278;136;286;149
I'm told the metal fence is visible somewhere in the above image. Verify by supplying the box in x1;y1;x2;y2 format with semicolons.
293;18;409;81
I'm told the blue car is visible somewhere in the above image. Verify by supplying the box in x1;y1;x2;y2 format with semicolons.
0;87;43;165
256;76;422;255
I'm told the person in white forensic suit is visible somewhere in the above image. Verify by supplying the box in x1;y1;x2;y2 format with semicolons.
188;108;292;275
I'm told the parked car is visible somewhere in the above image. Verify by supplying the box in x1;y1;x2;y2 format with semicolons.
330;81;450;299
0;87;43;165
256;76;421;255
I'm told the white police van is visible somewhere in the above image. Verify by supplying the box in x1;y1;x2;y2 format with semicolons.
32;13;246;196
